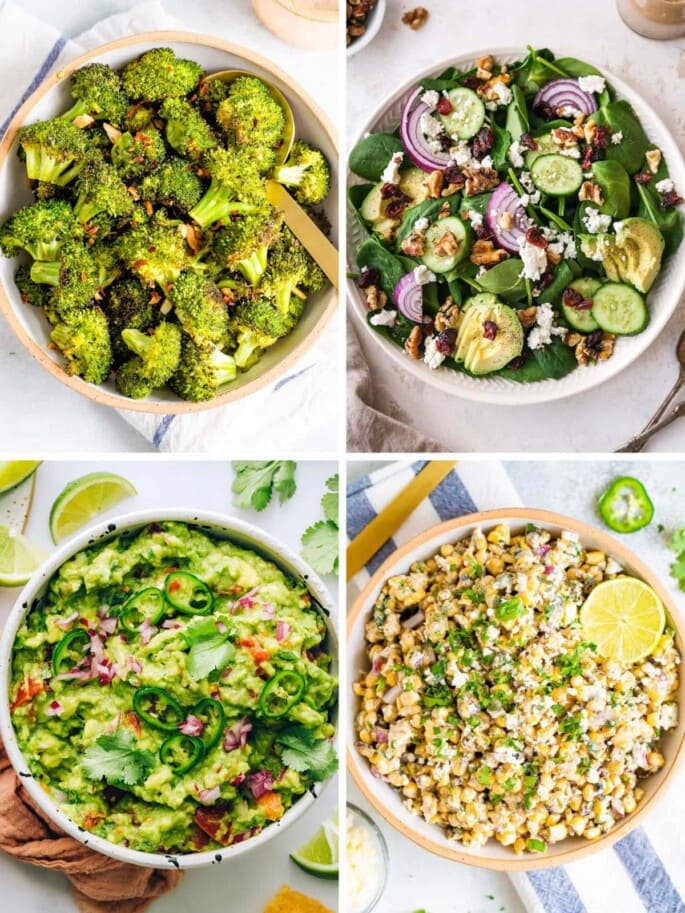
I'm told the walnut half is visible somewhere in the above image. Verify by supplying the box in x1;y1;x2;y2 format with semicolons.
404;325;423;359
402;7;429;30
470;239;508;267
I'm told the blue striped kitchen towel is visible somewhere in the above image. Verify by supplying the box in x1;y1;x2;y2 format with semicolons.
348;460;685;913
0;0;336;453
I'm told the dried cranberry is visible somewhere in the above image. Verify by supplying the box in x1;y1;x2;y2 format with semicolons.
537;102;557;121
526;226;548;249
507;355;526;370
475;223;493;241
357;268;380;290
662;190;685;210
521;133;538;151
472;126;495;160
562;287;593;310
592;125;611;150
462;76;480;90
483;320;498;340
423;318;435;335
580;145;598;171
537;270;555;292
380;184;411;201
635;171;653;185
444;166;466;186
385;200;409;219
438;134;453;152
586;330;603;347
437;95;453;115
435;328;457;354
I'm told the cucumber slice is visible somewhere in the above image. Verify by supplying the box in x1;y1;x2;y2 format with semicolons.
360;184;383;224
530;154;583;197
438;88;485;140
421;217;470;274
591;282;648;335
561;277;601;333
524;133;557;168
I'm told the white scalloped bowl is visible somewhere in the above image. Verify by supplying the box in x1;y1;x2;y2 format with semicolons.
347;48;685;405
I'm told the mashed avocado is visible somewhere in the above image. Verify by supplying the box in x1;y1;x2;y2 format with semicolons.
10;521;337;855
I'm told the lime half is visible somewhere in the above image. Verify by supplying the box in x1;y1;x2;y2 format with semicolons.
0;461;41;496
580;577;666;664
49;472;137;544
290;815;339;879
0;524;48;587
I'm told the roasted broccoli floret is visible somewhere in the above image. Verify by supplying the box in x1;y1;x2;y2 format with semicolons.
169;335;237;401
168;270;230;346
232;325;276;370
116;218;189;289
140;157;203;212
272;139;330;206
259;231;326;316
210;204;282;287
14;263;52;308
159;97;217;160
124;105;156;133
111;127;166;181
115;323;182;399
238;294;305;340
216;76;286;173
50;308;112;383
59;63;129;126
91;239;122;290
189;148;264;229
30;240;100;311
73;157;134;225
0;199;80;261
17;119;89;186
121;48;204;103
196;77;230;119
104;277;157;365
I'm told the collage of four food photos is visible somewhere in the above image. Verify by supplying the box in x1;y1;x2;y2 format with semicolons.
0;1;683;913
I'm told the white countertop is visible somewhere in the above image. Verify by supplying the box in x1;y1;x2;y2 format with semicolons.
0;458;339;912
0;0;340;453
347;0;685;453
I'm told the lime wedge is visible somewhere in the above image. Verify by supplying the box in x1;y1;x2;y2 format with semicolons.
49;472;137;544
290;815;339;879
0;461;41;496
0;524;48;587
580;577;666;664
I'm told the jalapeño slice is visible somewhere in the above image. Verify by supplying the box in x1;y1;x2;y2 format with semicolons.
192;697;225;750
120;587;165;633
133;686;185;732
258;669;305;719
165;572;214;616
52;627;90;676
160;733;204;775
598;476;654;533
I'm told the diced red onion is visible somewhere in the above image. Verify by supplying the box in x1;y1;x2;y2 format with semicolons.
161;619;181;629
544;565;555;575
55;612;79;630
247;770;274;799
536;545;551;557
95;659;118;685
487;182;530;253
402;610;425;629
89;633;105;658
231;773;246;787
46;700;63;717
262;604;276;620
139;620;158;645
127;656;143;675
197;785;221;804
375;727;389;744
276;620;291;643
216;620;227;634
97;604;110;619
383;683;403;704
99;617;118;636
180;714;205;737
232;825;261;844
224;717;253;752
221;666;233;680
372;656;384;674
400;86;452;173
534;78;598;117
410;653;424;669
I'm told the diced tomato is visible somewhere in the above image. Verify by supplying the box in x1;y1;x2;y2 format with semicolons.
256;791;283;822
124;711;142;737
82;811;105;830
11;677;44;711
238;638;269;665
193;807;233;846
188;826;212;852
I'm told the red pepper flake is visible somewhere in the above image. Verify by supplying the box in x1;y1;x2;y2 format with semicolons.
526;226;548;249
483;320;498;340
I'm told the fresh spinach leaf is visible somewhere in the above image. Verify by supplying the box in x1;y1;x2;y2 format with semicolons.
491;122;513;171
595;100;649;175
349;133;404;181
531;336;577;379
356;237;406;303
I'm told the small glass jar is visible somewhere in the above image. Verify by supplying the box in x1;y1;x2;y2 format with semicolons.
616;0;685;39
250;0;339;49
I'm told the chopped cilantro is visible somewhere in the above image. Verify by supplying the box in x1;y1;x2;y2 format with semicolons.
422;685;453;708
462;587;486;605
82;731;155;787
277;725;338;781
430;658;447;681
477;765;492;786
301;474;339;576
560;712;584;740
465;554;483;577
669;528;685;591
232;461;297;511
495;597;526;622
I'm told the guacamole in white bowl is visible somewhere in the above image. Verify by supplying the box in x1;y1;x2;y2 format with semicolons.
2;514;337;866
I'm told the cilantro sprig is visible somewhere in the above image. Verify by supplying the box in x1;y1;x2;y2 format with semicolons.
669;528;685;591
184;617;235;680
301;474;339;576
82;731;155;787
276;724;338;781
232;461;297;511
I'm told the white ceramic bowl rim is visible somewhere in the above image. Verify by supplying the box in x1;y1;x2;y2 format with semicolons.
0;508;337;870
346;46;685;405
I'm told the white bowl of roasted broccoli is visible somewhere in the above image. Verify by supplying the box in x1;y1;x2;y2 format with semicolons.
0;33;338;412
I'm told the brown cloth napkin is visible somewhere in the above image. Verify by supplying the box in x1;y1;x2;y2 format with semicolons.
0;741;183;913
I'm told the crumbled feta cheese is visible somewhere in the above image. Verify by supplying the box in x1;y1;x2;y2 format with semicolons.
380;152;403;185
369;309;397;327
485;625;500;642
420;89;440;108
476;265;487;278
527;302;566;350
413;265;437;285
519;171;535;193
479;155;494;170
492;81;513;106
656;178;675;194
414;216;430;232
508;140;525;168
614;221;625;236
424;335;446;370
559;145;581;159
466;209;483;229
583;207;613;234
558;105;582;118
546;228;577;260
492;745;520;765
611;131;623;145
660;702;678;730
578;74;606;94
605;557;622;575
517;237;548;281
420;111;444;141
451;140;473;167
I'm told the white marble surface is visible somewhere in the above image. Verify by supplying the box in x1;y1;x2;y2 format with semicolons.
0;459;339;912
347;0;685;453
0;0;340;453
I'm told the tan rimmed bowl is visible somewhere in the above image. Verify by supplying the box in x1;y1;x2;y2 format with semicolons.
0;31;339;414
347;508;685;871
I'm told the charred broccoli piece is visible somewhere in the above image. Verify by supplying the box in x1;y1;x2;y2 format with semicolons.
196;76;230;120
73;157;134;225
50;307;112;383
168;270;230;346
121;48;204;103
237;294;305;340
104;277;157;365
159;97;217;160
169;335;237;401
115;323;182;399
59;63;129;126
116;217;189;289
140;157;203;213
232;325;277;370
17;119;89;186
14;263;51;308
111;127;166;181
259;231;326;316
210;204;282;287
0;199;80;261
90;239;122;290
124;105;156;133
216;76;286;173
189;148;264;229
30;240;100;311
272;140;330;206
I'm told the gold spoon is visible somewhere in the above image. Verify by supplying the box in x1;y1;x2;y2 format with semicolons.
205;69;338;288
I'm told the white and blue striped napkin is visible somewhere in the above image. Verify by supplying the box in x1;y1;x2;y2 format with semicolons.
0;0;337;453
347;461;685;913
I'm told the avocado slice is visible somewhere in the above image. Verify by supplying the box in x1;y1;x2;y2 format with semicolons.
359;167;431;242
454;299;524;375
580;217;665;293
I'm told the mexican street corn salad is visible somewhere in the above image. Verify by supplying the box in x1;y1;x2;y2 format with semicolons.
353;523;680;855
